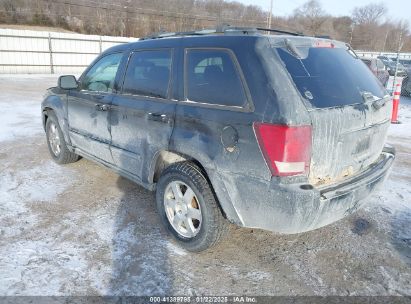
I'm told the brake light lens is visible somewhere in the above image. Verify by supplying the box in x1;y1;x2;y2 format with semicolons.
253;123;312;176
314;40;335;48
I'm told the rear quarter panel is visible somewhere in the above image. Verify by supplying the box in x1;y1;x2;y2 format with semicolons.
169;36;279;224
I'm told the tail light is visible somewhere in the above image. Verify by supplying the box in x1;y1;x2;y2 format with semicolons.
253;123;312;177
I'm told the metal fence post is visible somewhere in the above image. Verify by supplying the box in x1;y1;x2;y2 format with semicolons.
48;33;54;74
99;36;103;53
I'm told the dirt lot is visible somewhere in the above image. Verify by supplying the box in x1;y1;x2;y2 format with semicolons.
0;75;410;296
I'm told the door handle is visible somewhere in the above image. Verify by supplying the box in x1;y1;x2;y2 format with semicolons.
147;112;168;122
95;104;111;111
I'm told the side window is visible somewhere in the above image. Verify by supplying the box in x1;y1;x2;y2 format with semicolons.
185;49;247;107
81;53;122;92
122;50;172;99
376;59;385;69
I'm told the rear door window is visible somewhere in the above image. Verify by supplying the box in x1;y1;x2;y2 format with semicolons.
185;49;248;107
278;47;387;108
122;49;172;99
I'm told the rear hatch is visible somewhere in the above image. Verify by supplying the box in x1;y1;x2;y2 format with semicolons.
276;39;391;186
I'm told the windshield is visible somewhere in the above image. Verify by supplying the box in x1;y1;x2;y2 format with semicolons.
278;47;387;108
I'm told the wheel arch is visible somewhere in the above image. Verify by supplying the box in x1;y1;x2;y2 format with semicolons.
42;103;72;148
42;107;54;130
150;150;242;225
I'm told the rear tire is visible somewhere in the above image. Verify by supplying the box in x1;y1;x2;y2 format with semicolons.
156;162;229;252
45;112;79;164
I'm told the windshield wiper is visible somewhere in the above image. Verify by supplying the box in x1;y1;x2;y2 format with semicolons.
284;38;303;59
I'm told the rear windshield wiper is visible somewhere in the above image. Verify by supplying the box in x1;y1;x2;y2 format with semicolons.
284;38;303;59
346;43;359;59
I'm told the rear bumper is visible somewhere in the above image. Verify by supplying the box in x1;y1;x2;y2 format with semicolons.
222;146;395;234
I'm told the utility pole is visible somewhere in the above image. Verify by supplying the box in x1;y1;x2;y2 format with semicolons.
382;30;389;53
349;24;354;45
124;0;131;37
268;0;273;28
392;31;404;95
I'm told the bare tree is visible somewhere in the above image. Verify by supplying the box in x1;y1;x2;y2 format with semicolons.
292;0;328;36
332;16;354;42
352;2;386;25
350;3;387;50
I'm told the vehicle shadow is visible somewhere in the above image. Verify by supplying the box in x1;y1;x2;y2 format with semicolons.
108;174;173;295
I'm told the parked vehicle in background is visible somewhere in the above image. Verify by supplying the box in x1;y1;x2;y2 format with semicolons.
399;59;411;68
361;57;389;87
41;27;395;251
377;56;408;77
398;59;411;96
401;77;411;96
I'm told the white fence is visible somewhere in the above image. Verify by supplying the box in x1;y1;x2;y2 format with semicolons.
355;50;411;60
0;29;137;74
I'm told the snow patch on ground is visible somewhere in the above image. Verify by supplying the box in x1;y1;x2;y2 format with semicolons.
0;241;89;295
383;96;411;235
0;75;57;142
388;96;411;138
0;161;75;202
0;158;83;294
109;219;172;295
0;201;37;239
0;96;43;142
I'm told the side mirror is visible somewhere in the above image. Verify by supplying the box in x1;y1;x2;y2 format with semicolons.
58;75;78;90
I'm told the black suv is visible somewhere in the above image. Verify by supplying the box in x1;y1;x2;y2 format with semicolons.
42;27;395;251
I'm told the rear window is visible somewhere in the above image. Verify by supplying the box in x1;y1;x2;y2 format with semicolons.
185;49;247;107
277;47;387;108
122;49;172;99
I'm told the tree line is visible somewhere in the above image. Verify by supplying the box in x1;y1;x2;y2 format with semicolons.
0;0;409;52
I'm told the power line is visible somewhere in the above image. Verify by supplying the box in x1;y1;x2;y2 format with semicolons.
38;0;269;25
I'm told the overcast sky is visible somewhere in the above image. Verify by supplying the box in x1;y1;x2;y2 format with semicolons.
237;0;411;23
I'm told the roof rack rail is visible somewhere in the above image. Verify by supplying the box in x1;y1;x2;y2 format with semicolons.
140;29;218;40
140;25;303;40
256;27;303;36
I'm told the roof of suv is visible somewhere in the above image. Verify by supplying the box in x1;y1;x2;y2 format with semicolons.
104;26;344;54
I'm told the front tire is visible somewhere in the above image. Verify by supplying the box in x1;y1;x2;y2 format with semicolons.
45;112;79;164
156;162;229;252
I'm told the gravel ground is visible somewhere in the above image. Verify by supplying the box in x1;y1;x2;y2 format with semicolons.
0;75;410;296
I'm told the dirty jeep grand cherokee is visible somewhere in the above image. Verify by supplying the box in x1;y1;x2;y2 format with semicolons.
42;27;395;251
